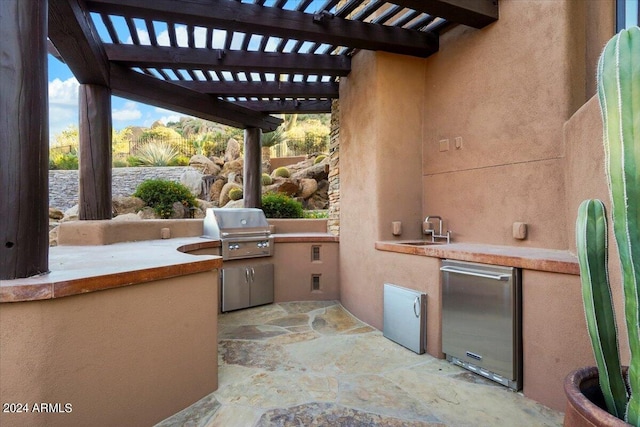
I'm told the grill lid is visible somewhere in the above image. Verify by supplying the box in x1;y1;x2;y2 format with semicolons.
202;208;270;240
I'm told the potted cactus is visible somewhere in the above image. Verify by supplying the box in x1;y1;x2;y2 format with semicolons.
565;27;640;426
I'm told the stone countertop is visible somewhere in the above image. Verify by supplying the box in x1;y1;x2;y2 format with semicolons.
0;233;339;303
375;241;579;275
0;238;222;303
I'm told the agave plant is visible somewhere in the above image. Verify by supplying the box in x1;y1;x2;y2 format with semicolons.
576;26;640;424
134;141;179;166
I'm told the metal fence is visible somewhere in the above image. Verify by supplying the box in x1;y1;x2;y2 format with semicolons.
50;133;329;161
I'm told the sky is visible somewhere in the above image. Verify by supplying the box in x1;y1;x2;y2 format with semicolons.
48;55;182;141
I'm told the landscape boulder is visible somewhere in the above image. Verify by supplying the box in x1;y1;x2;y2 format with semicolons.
299;178;318;199
189;155;220;175
219;182;243;207
180;168;205;197
224;138;241;162
112;196;145;216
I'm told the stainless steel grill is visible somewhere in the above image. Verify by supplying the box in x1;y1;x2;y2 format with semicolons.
202;208;274;260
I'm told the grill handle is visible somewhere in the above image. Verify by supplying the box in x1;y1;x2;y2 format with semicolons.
221;230;270;237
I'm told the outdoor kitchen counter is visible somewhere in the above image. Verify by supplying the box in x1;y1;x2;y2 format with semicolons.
375;241;579;275
0;237;222;303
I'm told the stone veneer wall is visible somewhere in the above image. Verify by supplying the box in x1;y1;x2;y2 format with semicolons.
49;166;192;211
328;99;340;235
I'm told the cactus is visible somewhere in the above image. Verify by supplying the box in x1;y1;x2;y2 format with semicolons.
261;173;273;186
313;155;327;165
273;167;290;178
228;187;243;201
577;26;640;424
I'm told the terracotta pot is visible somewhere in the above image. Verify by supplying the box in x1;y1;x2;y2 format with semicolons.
564;367;630;427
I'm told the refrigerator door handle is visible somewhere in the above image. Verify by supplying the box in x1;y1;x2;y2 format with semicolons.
413;296;420;318
440;266;510;281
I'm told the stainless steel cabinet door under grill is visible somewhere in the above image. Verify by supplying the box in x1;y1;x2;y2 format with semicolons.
221;263;274;312
441;260;521;390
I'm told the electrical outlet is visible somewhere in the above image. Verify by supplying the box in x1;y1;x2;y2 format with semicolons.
439;139;449;152
455;137;463;149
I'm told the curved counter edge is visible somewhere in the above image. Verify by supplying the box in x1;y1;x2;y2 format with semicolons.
1;238;223;303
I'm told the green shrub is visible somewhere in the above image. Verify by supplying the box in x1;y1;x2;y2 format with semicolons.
303;210;328;219
261;173;273;186
313;155;327;165
134;142;179;166
133;179;196;219
127;156;143;167
273;167;290;178
112;159;128;168
228;187;243;201
49;152;78;170
168;155;190;166
261;192;303;218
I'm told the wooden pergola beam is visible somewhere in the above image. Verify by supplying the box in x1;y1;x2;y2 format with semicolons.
110;64;282;131
231;100;333;114
49;0;110;85
173;81;339;98
86;0;439;57
392;0;499;29
104;45;351;76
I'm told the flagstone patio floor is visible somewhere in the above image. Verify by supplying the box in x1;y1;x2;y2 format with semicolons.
156;301;563;427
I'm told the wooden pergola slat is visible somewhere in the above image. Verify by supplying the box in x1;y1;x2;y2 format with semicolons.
104;44;351;76
85;0;439;57
172;80;339;98
110;64;282;131
393;0;499;29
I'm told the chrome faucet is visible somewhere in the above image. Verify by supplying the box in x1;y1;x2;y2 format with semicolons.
424;216;451;243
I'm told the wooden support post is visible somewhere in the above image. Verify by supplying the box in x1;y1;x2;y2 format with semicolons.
0;0;49;279
79;84;113;220
243;128;262;209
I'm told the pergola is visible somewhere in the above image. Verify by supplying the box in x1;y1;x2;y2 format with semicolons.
0;0;498;279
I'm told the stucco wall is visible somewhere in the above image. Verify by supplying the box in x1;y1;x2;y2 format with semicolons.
339;50;426;331
422;0;589;249
338;0;616;412
0;272;218;427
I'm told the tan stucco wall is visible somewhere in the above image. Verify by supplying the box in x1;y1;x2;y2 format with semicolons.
521;270;594;411
422;0;590;249
273;242;339;302
339;49;426;335
0;272;218;427
338;0;616;412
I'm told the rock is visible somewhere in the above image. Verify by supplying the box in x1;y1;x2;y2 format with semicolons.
170;201;188;219
49;226;59;247
189;155;220;175
223;199;244;209
209;178;227;206
273;179;300;197
137;207;158;219
112;213;141;221
221;159;244;180
49;207;64;220
299;178;318;199
211;156;225;167
219;182;243;207
292;162;329;181
112;196;145;216
180;168;205;197
192;207;206;218
196;199;214;212
61;205;79;222
224;138;242;162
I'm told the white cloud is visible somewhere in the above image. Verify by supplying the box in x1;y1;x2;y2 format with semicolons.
112;101;142;121
49;77;79;139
